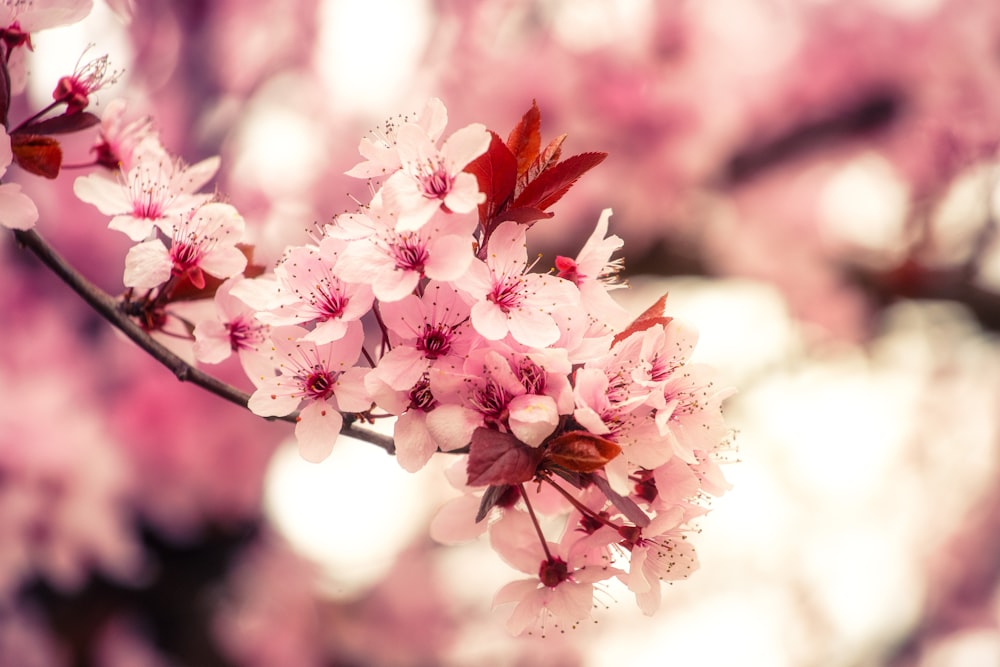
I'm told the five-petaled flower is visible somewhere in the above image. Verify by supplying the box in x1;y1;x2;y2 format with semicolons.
248;326;371;463
381;119;490;232
123;202;247;290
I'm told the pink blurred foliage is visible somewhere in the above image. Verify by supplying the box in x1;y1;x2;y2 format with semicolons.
421;0;1000;340
106;352;284;540
0;269;143;596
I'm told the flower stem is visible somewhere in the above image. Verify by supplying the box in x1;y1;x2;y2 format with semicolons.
518;483;555;562
10;227;396;454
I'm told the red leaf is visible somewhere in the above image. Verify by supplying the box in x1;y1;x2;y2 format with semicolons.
518;133;565;196
497;206;553;226
466;428;543;487
465;130;517;228
18;111;100;136
544;430;621;473
612;292;673;346
512;151;607;212
506;100;541;178
11;134;62;179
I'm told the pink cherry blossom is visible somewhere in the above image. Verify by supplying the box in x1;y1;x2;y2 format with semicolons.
235;237;375;345
193;275;272;380
381;120;490;231
490;510;617;636
123;202;247;290
332;204;476;302
427;344;574;450
652;363;734;464
617;507;699;615
73;137;220;241
247;326;370;463
554;207;630;329
369;282;474;394
91;98;155;171
464;221;581;348
0;128;39;231
345;97;449;179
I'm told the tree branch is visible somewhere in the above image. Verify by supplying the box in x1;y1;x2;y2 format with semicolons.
10;227;396;455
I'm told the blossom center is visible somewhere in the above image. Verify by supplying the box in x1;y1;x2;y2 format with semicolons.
416;323;452;359
391;235;429;272
419;160;453;200
227;316;266;352
303;367;336;400
313;281;348;320
471;379;508;421
488;275;524;313
408;376;438;412
516;358;546;394
538;557;570;588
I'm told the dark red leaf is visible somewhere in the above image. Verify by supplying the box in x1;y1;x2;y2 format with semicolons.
512;151;607;212
11;134;62;179
18;111;100;136
544;430;621;473
497;206;553;226
506;100;541;178
465;130;517;228
518;133;566;196
612;292;673;346
466;428;543;487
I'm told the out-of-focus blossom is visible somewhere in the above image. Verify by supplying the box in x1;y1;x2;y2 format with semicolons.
92;99;155;171
51;51;120;115
74;138;220;241
0;0;93;93
0;128;39;230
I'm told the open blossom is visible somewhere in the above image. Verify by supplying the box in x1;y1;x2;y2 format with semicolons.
491;510;618;636
617;507;699;615
74;137;220;241
368;281;473;395
193;276;272;379
345;97;448;179
463;220;580;348
123;202;247;289
247;326;371;463
233;237;374;345
555;208;630;328
0;128;39;230
381;119;490;231
427;344;574;450
332;201;476;302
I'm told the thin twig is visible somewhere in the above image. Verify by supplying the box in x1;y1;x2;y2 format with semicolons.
11;227;396;455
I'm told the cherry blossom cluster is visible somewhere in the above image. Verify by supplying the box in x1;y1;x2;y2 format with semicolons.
1;2;734;636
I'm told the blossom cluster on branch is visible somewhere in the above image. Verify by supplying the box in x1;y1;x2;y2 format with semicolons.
1;0;734;637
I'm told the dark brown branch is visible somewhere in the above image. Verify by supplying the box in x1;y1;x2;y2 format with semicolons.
11;227;396;455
